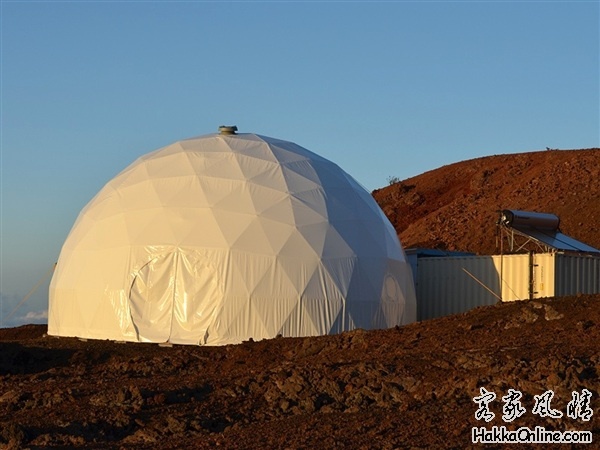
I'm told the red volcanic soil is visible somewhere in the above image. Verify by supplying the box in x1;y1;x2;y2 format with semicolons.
373;148;600;254
1;294;599;449
1;149;599;449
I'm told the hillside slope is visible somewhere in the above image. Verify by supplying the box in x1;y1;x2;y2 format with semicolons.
373;148;600;254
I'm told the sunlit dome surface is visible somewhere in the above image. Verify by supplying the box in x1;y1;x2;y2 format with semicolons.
49;129;416;345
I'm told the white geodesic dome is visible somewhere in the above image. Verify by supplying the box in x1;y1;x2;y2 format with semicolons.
48;129;416;345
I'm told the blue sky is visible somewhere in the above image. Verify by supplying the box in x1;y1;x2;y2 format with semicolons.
1;1;599;327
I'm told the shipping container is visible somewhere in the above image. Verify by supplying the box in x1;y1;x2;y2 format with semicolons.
414;252;600;321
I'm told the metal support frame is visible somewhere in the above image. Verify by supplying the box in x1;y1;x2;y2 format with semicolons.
497;224;555;254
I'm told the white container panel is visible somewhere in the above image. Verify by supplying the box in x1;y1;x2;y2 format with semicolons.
532;253;556;298
493;254;531;302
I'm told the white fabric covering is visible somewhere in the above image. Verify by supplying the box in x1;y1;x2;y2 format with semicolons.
49;132;416;345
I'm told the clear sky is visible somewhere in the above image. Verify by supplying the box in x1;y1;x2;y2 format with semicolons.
1;1;599;327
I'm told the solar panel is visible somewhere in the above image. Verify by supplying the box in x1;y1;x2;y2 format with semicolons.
500;209;600;254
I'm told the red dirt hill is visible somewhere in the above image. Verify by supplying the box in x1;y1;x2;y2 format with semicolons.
373;148;600;254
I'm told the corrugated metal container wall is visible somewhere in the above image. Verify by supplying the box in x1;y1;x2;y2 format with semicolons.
416;256;500;321
416;253;600;321
554;254;600;296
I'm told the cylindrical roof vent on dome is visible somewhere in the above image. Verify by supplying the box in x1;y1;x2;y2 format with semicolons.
219;125;238;135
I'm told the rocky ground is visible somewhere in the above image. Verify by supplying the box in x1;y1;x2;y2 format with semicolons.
1;293;599;449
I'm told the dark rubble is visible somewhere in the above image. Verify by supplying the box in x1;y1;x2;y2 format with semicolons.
1;294;599;449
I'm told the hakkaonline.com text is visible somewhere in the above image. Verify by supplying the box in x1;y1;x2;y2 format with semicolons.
472;426;592;444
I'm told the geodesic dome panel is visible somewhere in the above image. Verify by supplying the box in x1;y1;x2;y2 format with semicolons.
48;132;416;345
